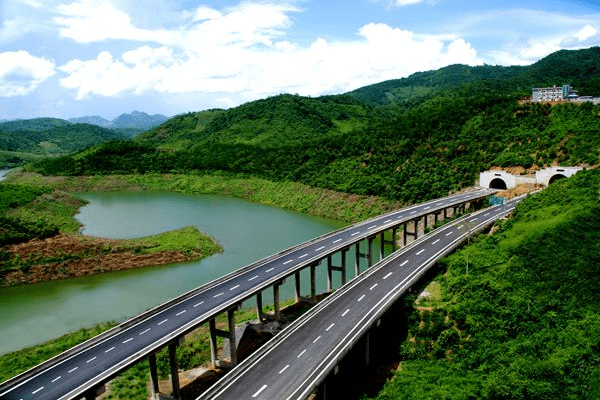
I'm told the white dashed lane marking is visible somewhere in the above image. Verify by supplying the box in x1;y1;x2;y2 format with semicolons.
432;239;440;245
369;283;378;291
194;301;205;307
52;376;61;383
358;295;366;302
248;276;258;282
140;328;151;335
341;309;350;317
68;367;78;373
157;319;168;325
252;385;268;398
383;272;392;280
123;338;133;344
213;293;224;298
416;249;425;255
279;365;290;374
333;239;342;244
351;231;360;236
313;336;322;343
177;310;187;315
229;285;240;291
297;349;307;358
105;347;115;353
326;323;335;331
86;357;96;363
299;254;308;259
316;246;325;252
446;231;453;236
266;268;275;273
283;259;293;265
32;387;44;395
400;260;409;267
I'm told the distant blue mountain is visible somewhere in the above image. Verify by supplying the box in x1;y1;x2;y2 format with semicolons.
68;115;111;127
69;111;169;131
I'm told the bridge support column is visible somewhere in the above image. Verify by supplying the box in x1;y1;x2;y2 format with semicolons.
403;220;418;246
381;228;397;254
367;236;374;267
327;249;348;292
311;263;317;302
148;353;160;399
355;242;365;276
294;271;301;302
255;291;265;322
82;385;105;400
379;231;385;260
209;308;239;369
168;342;181;400
273;282;281;321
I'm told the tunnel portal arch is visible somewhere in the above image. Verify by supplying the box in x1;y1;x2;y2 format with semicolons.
489;178;508;190
548;174;567;185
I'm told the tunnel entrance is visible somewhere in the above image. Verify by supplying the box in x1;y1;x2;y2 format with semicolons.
548;174;567;185
489;178;508;190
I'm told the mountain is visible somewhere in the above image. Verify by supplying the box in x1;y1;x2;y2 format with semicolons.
69;111;170;133
0;118;126;156
68;115;111;127
109;111;169;130
33;47;600;204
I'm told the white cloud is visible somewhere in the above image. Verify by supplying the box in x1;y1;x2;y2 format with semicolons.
54;0;174;43
0;51;55;97
489;22;600;65
57;17;483;101
575;24;597;41
391;0;426;6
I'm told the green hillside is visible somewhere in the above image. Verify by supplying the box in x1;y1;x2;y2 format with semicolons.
363;168;600;400
0;119;126;160
31;47;600;204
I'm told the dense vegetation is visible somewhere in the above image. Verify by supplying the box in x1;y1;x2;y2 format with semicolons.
32;48;600;204
0;118;125;162
364;168;600;400
0;184;59;245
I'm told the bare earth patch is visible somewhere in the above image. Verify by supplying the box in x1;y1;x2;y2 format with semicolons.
1;234;196;286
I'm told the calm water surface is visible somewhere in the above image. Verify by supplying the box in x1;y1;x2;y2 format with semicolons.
0;191;347;355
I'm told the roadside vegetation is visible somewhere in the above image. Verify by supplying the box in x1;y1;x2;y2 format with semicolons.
363;168;600;400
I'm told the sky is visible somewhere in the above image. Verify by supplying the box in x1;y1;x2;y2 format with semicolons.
1;0;600;120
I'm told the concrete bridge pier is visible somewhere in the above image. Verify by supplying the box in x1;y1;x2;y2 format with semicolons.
168;342;181;400
81;384;105;400
148;353;160;399
327;249;347;292
209;308;238;369
355;241;367;276
403;219;418;246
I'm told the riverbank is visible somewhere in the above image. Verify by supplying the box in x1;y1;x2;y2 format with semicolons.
0;175;224;287
8;171;402;223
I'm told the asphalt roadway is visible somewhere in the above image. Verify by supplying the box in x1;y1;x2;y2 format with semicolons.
200;197;522;400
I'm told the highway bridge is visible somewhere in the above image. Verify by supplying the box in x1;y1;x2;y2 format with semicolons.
200;196;522;400
0;189;496;400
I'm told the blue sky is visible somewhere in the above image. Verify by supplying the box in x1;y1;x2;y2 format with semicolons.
1;0;599;120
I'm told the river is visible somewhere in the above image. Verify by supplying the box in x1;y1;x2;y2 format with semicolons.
0;191;348;355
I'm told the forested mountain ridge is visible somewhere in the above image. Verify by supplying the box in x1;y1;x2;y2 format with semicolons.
31;47;600;204
348;47;600;106
0;119;126;156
